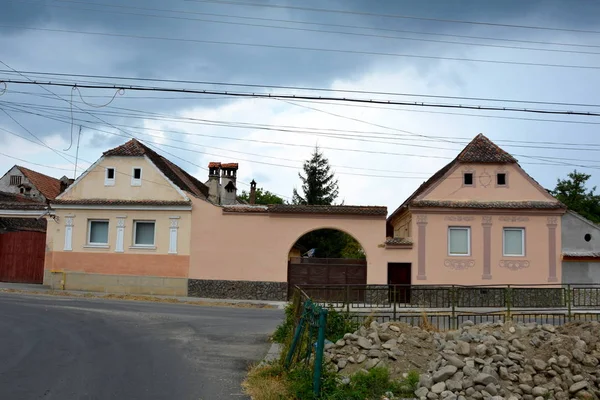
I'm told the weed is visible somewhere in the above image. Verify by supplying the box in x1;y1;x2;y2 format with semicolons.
243;364;290;400
419;311;439;332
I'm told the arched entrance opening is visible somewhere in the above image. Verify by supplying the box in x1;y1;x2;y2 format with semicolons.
287;228;367;300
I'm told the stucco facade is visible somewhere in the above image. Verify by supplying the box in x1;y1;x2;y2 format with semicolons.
561;211;600;284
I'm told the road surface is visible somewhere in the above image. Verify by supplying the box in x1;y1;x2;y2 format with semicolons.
0;293;282;399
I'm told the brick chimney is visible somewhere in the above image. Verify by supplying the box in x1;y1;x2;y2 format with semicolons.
220;163;238;205
249;179;257;205
206;162;221;204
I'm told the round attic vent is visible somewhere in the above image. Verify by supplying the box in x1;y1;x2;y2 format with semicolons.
585;233;592;242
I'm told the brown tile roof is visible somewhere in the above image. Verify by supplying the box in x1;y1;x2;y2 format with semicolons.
562;251;600;258
0;192;47;210
0;191;38;203
103;139;209;198
17;166;62;200
387;134;541;224
410;200;565;210
52;199;191;207
221;163;238;169
208;162;221;168
385;237;413;246
222;205;269;213
0;217;46;232
267;204;387;216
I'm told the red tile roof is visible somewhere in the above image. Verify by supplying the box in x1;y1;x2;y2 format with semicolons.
410;200;565;210
52;199;191;207
221;163;239;169
385;237;413;246
103;139;209;198
208;162;221;168
17;166;62;200
387;133;552;224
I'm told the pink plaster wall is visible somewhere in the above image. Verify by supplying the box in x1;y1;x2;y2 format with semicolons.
189;198;402;284
411;212;562;285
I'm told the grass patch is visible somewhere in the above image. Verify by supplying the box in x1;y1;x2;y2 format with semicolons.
244;363;420;400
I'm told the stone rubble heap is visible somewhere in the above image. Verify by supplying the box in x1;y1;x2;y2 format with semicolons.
324;320;600;400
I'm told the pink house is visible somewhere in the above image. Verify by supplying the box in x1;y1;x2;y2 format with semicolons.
43;135;566;300
386;134;566;287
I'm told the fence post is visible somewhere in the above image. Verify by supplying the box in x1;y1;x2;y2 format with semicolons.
451;285;456;330
346;285;351;314
285;303;307;368
313;309;328;397
567;284;572;322
393;285;397;321
506;285;512;321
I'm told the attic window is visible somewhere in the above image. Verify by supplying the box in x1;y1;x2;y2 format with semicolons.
497;173;506;186
105;167;115;186
585;233;592;242
131;168;142;186
463;173;474;186
9;175;22;186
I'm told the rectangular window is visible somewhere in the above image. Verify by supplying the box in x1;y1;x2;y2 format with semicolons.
497;173;506;186
88;220;109;245
131;167;142;186
105;167;115;186
463;173;473;186
503;228;525;256
134;221;155;246
448;227;470;256
9;175;22;186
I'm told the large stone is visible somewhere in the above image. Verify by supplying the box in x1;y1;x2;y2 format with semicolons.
582;355;599;367
427;392;439;400
455;341;470;356
415;387;429;397
389;325;401;332
337;359;347;369
531;359;547;371
532;387;548;396
512;339;527;351
379;332;394;342
382;339;397;349
557;355;570;368
541;324;556;333
519;373;533;385
569;381;588;393
485;383;498;395
356;337;372;350
433;366;458;383
446;380;463;391
442;354;466;368
519;384;533;394
476;344;488;357
474;373;497;386
508;352;525;362
573;349;585;363
463;366;479;377
365;358;379;370
356;354;367;363
367;349;384;358
431;382;446;394
420;375;434;389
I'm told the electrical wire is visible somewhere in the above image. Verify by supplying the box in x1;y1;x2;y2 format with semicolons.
2;25;600;71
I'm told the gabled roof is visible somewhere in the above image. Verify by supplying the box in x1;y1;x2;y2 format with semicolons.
103;139;209;198
387;134;548;223
565;210;600;230
16;166;62;200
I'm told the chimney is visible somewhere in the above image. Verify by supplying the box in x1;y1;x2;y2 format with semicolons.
59;176;74;194
220;163;238;205
206;162;221;204
249;179;257;205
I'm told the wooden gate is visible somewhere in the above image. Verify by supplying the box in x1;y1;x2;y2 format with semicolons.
0;231;45;284
288;257;367;300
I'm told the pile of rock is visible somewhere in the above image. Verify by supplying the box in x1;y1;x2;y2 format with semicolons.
324;319;600;400
417;320;600;400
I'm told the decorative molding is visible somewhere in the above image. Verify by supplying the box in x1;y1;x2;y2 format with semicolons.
169;218;180;229
499;260;530;271
416;215;428;224
169;216;180;254
547;216;558;226
115;217;126;253
445;215;475;221
64;216;73;251
65;217;74;227
481;215;493;225
499;216;529;222
444;259;475;270
478;169;492;188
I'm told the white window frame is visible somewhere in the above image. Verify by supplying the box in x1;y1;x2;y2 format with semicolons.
132;220;156;248
104;167;116;186
131;167;142;186
503;227;525;257
448;226;471;256
87;219;109;247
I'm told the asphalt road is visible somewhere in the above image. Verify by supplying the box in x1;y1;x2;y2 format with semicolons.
0;293;283;400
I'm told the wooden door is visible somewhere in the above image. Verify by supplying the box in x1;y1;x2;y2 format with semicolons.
0;231;45;284
388;263;411;303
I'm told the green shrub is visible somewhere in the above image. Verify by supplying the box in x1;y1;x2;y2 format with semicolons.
325;306;358;342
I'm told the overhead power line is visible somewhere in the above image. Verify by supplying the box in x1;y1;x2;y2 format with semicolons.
3;69;599;109
2;25;600;71
11;0;600;56
3;80;600;117
187;0;600;35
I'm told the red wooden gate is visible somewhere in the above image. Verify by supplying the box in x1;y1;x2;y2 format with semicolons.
0;231;45;284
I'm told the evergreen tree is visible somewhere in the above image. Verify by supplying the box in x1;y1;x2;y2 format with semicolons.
552;170;600;223
292;146;339;205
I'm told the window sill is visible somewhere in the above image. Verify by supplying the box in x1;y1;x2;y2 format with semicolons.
448;254;471;257
503;254;525;257
84;244;110;249
129;246;156;250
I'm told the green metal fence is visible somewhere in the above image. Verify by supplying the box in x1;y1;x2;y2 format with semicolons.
284;296;329;397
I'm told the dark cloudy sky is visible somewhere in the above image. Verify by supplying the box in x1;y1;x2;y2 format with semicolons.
1;0;600;210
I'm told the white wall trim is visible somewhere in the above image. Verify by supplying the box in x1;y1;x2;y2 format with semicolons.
64;216;74;251
115;216;126;253
131;166;142;187
168;216;179;254
104;166;116;186
143;155;191;201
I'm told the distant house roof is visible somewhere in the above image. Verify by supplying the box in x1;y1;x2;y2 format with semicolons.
387;133;559;223
222;204;387;216
103;139;209;198
0;191;47;210
16;166;62;200
0;217;46;232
